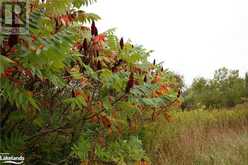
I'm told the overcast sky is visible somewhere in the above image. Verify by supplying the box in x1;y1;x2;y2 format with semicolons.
86;0;248;85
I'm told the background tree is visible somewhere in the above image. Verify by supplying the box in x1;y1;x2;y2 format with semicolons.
245;72;248;97
183;67;246;109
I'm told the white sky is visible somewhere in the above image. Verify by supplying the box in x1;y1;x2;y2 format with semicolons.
86;0;248;85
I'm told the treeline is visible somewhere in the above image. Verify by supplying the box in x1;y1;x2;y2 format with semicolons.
183;67;248;110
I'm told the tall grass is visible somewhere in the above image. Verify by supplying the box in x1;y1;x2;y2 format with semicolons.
144;105;248;165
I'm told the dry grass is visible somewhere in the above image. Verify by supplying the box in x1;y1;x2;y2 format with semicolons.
144;105;248;165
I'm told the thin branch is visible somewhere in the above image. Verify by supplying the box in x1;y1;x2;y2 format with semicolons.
85;93;127;120
25;126;68;142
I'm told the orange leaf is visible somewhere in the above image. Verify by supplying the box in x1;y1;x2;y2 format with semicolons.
60;15;71;26
38;44;45;49
93;34;105;43
31;35;37;42
90;116;98;123
10;47;17;53
97;135;105;146
100;115;111;128
1;67;16;77
163;112;172;122
108;127;113;136
151;75;160;83
74;90;82;97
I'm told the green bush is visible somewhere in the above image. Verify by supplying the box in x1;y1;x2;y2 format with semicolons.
0;0;181;164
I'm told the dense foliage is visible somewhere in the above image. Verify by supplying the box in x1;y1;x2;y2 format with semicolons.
0;0;181;164
183;67;248;109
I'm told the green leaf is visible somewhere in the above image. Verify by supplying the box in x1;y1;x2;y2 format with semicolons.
116;101;139;117
0;78;40;110
0;55;15;74
0;131;25;153
131;83;159;97
70;70;83;80
100;69;113;83
71;136;91;160
64;96;86;109
33;116;45;128
133;94;176;107
103;96;112;114
82;64;98;80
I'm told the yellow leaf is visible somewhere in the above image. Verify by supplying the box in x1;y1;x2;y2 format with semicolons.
80;160;89;165
163;112;172;122
27;91;33;97
135;160;150;165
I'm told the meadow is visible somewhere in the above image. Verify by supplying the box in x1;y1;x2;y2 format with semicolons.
144;104;248;165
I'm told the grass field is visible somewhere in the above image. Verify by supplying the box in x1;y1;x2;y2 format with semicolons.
144;104;248;165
